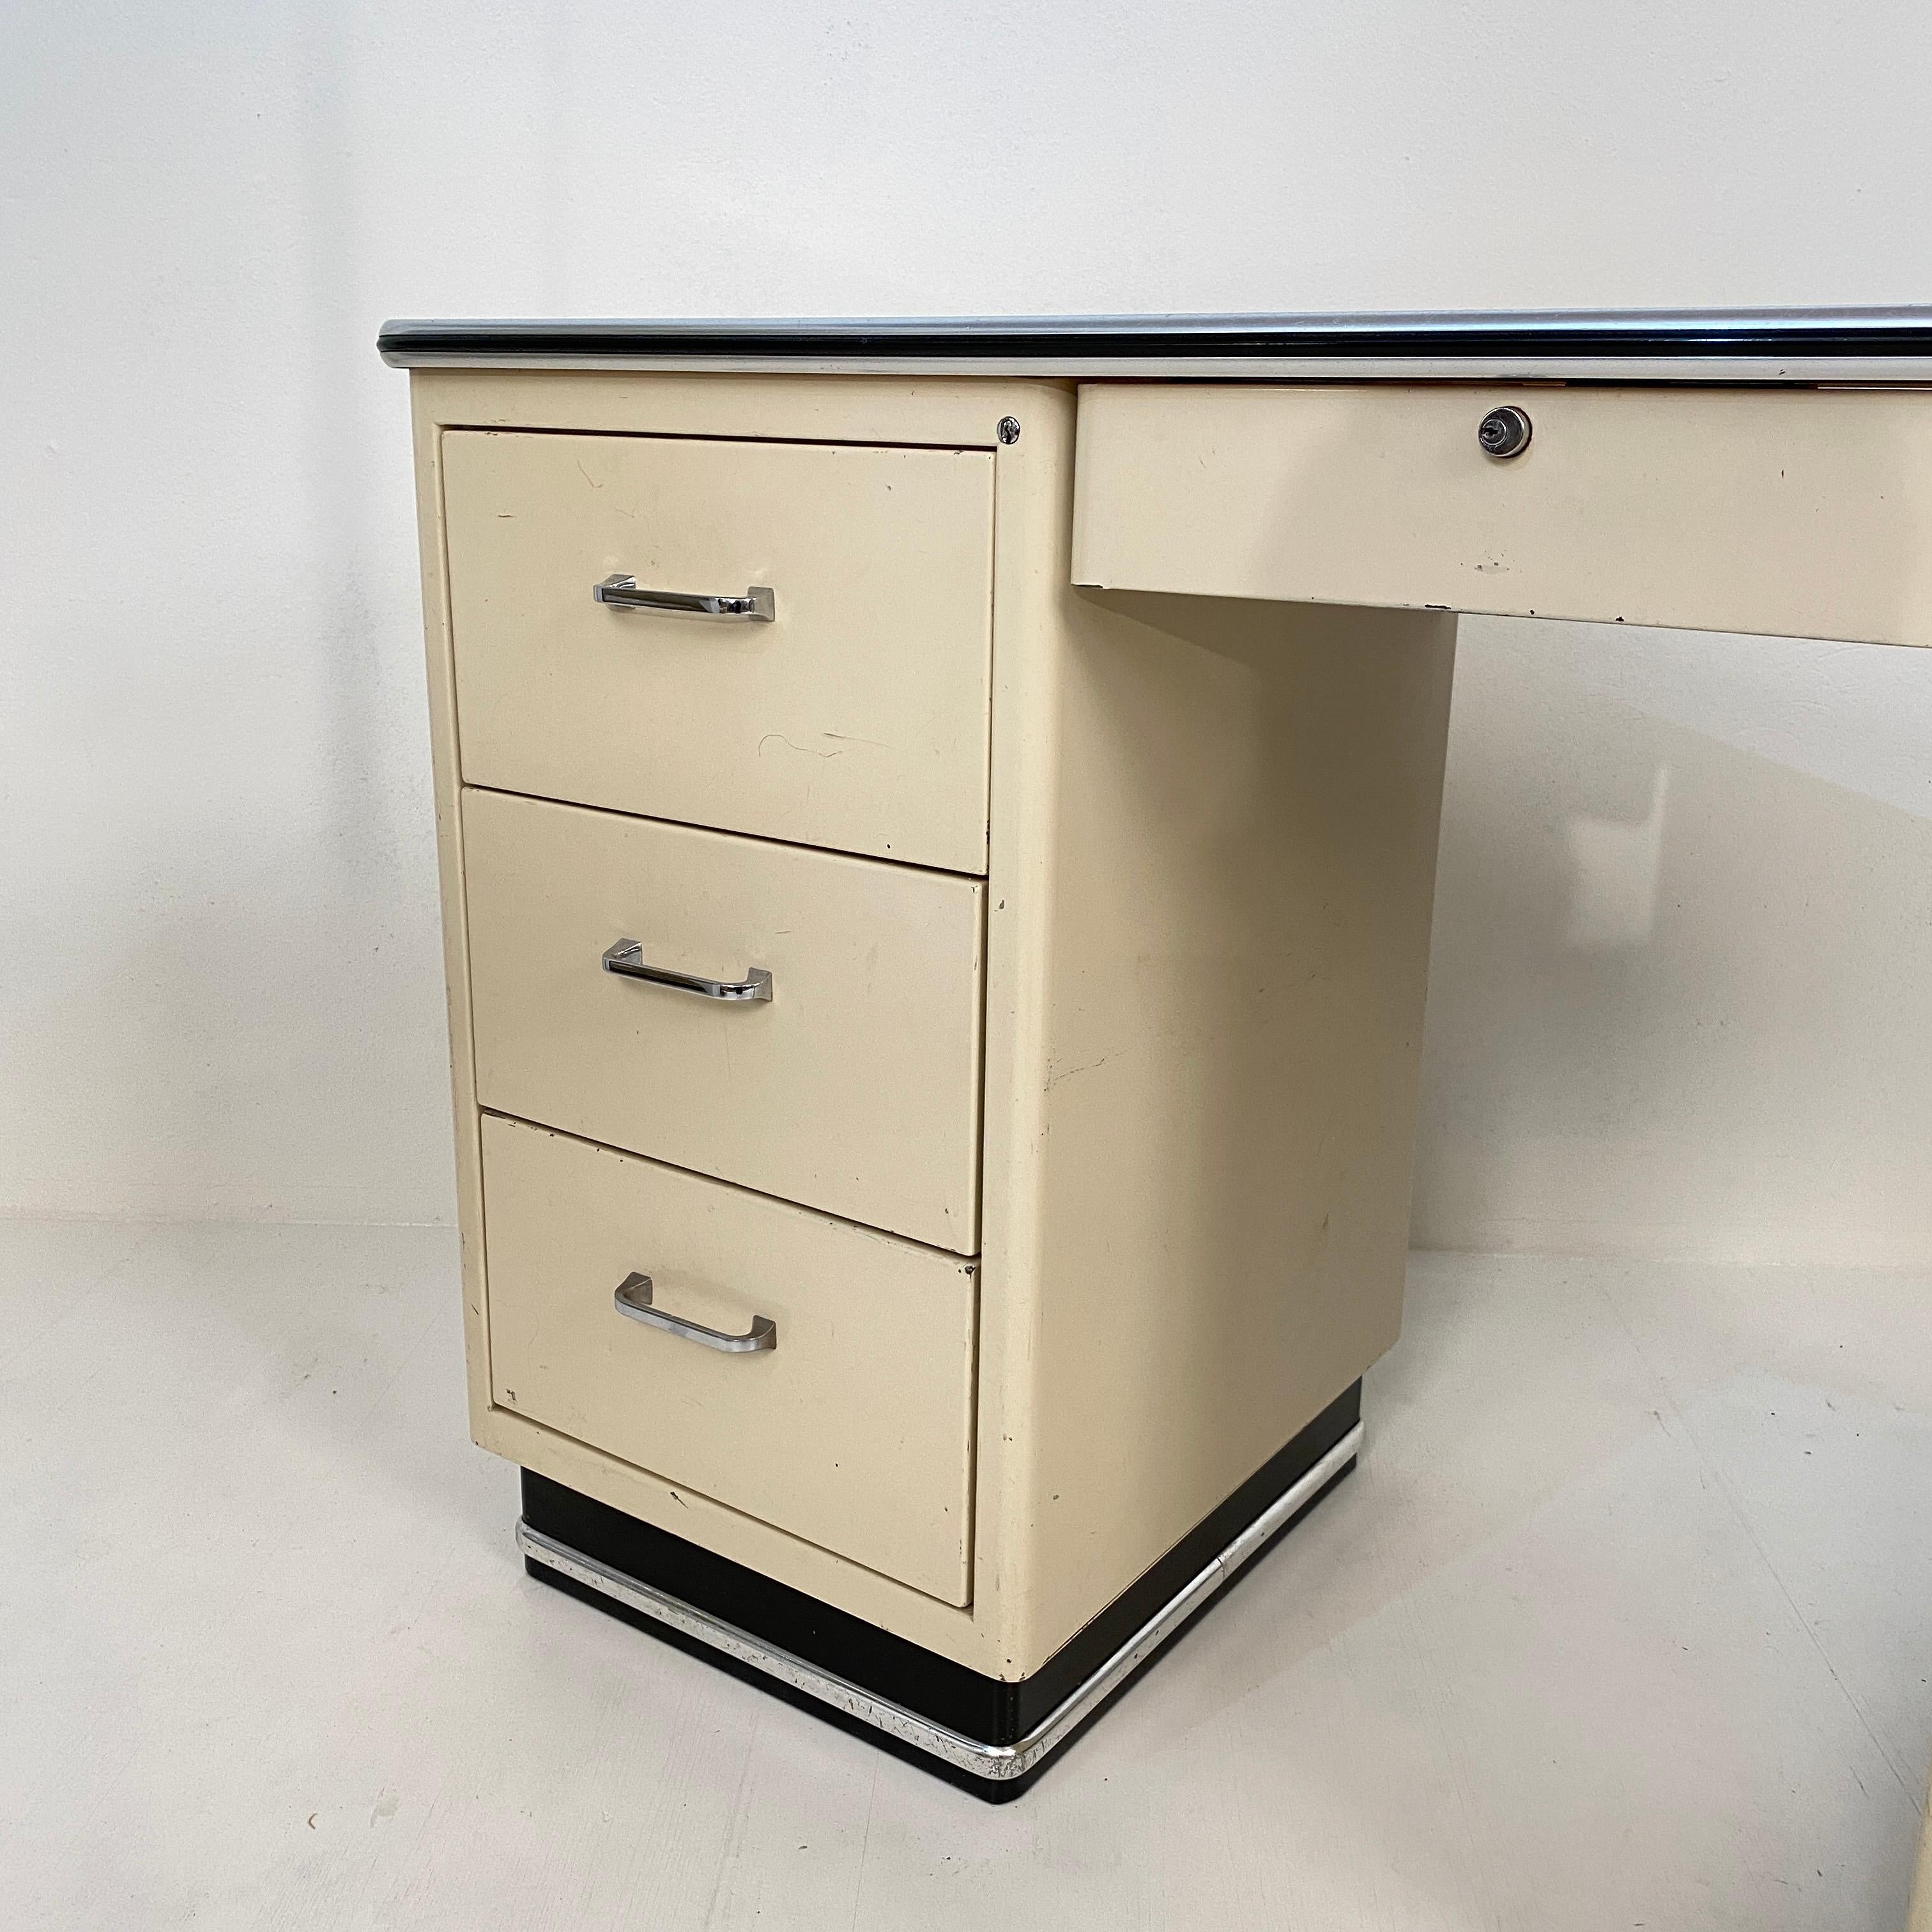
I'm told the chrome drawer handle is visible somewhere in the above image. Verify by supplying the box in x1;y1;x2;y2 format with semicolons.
614;1272;777;1354
594;574;776;622
602;939;772;1002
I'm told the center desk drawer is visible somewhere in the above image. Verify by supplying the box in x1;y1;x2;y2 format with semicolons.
1074;383;1932;647
442;428;995;874
482;1114;976;1605
463;786;985;1252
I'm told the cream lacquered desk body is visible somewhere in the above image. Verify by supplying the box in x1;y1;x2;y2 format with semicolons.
381;310;1932;1799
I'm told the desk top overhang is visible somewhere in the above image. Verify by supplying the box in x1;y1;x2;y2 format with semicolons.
379;308;1932;385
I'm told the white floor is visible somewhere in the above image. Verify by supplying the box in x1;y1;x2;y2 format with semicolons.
3;1222;1928;1931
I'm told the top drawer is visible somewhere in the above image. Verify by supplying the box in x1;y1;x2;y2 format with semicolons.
1073;384;1932;648
443;431;996;872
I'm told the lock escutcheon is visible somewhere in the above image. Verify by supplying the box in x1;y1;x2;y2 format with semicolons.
1478;405;1533;459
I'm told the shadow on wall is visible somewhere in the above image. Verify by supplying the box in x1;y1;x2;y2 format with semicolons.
1412;615;1932;1267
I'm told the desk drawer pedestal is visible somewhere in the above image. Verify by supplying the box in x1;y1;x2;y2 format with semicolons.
406;370;1455;1796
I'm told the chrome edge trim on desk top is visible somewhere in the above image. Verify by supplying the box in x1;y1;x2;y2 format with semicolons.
518;1420;1363;1783
379;308;1932;383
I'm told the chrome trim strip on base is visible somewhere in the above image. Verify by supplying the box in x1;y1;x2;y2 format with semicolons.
518;1420;1363;1782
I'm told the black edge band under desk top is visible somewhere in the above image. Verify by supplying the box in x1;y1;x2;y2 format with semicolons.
378;307;1932;383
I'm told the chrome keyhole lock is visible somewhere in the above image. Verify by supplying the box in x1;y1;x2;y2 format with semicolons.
1478;405;1533;459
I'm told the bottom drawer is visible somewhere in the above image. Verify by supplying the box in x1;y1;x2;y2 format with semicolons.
481;1113;978;1605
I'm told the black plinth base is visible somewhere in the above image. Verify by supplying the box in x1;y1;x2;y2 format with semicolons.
520;1377;1361;1800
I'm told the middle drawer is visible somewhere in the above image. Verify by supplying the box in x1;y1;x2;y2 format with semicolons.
463;786;985;1252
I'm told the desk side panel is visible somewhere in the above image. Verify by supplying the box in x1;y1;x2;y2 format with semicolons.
409;381;492;1430
986;523;1457;1667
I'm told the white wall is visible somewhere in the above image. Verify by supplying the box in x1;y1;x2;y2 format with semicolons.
1414;619;1932;1264
4;3;1931;1258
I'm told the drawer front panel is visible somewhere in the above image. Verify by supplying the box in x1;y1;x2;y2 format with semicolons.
463;786;985;1253
443;429;996;873
482;1114;976;1604
1073;383;1932;648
